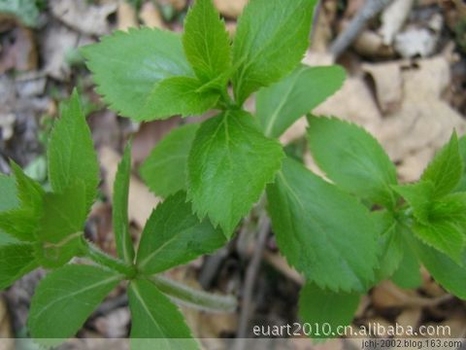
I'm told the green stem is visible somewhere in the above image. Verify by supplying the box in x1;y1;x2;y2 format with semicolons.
152;274;236;313
219;87;238;110
81;237;136;278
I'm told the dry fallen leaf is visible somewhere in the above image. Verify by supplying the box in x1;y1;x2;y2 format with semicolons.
379;0;415;45
0;296;13;350
99;146;161;229
94;307;130;338
371;281;420;309
395;27;437;58
131;118;180;166
362;61;403;114
117;0;138;31
352;30;395;58
395;308;423;335
375;56;466;181
139;1;165;29
0;26;37;73
50;0;117;36
41;21;94;81
213;0;248;18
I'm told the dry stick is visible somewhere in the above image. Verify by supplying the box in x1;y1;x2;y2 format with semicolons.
234;212;271;350
329;0;394;58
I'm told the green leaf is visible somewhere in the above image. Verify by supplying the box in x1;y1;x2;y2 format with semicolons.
430;192;466;224
188;110;284;236
372;211;404;281
412;220;465;264
140;123;199;197
421;132;462;198
183;0;231;84
0;210;38;242
0;243;38;290
267;158;378;292
113;143;135;263
232;0;316;104
308;116;398;208
391;248;422;289
413;238;466;299
0;173;19;211
128;279;198;348
36;182;87;244
0;173;20;245
454;135;466;192
139;76;219;120
136;192;225;274
29;265;122;342
299;283;360;337
0;232;16;246
394;185;466;263
392;181;434;224
82;27;193;121
48;91;99;208
33;236;83;269
0;164;44;242
11;162;44;213
257;65;345;138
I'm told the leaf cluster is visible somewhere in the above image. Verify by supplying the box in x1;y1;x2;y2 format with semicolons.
2;0;466;344
84;0;466;338
0;93;229;346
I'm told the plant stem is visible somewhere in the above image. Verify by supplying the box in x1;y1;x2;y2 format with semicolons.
235;210;271;347
152;274;237;313
81;237;136;278
219;87;238;110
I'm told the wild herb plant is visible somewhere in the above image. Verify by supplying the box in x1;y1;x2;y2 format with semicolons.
1;0;466;345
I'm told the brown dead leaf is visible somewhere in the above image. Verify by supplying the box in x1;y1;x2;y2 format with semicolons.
371;281;420;309
0;113;15;141
394;27;438;58
131;118;180;166
436;316;466;338
379;0;415;45
314;56;466;182
0;26;37;73
362;61;403;114
139;1;165;29
355;295;371;319
310;1;337;52
93;307;130;338
395;308;423;335
88;110;122;150
420;267;447;298
0;296;13;349
169;0;187;11
213;0;248;18
315;76;383;127
50;0;117;36
117;0;138;31
41;21;93;81
352;30;395;58
375;56;466;181
86;201;117;256
99;146;161;229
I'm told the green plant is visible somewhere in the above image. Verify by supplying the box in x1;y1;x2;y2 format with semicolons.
1;0;466;345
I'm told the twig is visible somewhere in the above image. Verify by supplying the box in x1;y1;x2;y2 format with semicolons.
329;0;394;58
198;245;231;290
234;212;270;350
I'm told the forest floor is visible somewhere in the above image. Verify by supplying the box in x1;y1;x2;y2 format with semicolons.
0;0;466;349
